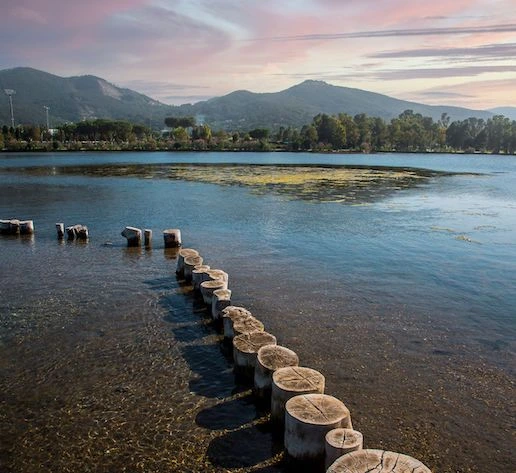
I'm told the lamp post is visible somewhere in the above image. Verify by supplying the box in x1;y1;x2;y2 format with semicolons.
44;106;50;131
4;89;16;128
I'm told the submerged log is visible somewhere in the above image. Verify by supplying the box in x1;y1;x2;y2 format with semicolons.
121;226;141;246
325;428;363;470
285;394;351;468
326;449;432;473
271;366;325;426
163;228;182;248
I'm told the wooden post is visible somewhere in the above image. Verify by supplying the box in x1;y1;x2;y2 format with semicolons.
271;366;325;427
163;228;182;248
19;220;34;234
233;316;264;337
144;229;152;248
211;288;231;321
176;248;199;276
56;223;64;239
192;265;211;292
67;224;89;240
121;226;141;247
183;255;203;281
0;219;20;234
206;269;229;288
222;306;253;341
326;449;432;473
254;345;299;402
200;279;227;306
325;428;363;470
284;394;351;469
232;331;277;379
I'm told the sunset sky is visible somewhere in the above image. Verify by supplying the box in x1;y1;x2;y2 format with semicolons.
1;0;515;109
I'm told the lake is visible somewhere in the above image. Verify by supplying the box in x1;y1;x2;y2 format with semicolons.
0;151;514;473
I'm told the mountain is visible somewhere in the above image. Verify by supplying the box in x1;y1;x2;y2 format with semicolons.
0;67;500;131
179;80;494;130
0;67;173;128
489;107;516;121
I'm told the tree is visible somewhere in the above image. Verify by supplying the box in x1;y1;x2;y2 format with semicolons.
249;128;270;140
164;116;196;128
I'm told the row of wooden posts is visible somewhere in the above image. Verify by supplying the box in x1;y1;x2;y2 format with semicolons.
175;246;433;473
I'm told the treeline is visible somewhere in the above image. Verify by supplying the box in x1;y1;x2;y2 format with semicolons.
1;112;516;154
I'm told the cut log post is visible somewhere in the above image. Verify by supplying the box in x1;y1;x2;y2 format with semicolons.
121;226;141;247
19;220;34;235
325;428;363;470
0;219;20;234
163;228;182;248
67;224;89;240
211;288;231;321
206;269;229;288
271;366;325;427
233;331;277;379
284;393;351;469
222;306;253;341
176;248;199;276
56;223;65;239
192;265;211;292
200;279;227;306
254;345;299;402
326;449;432;473
233;316;264;337
144;229;152;248
183;255;204;282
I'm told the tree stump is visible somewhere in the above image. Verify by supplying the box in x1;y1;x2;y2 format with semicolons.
325;428;363;470
192;265;211;292
284;394;351;469
121;226;141;246
176;248;199;276
254;345;299;402
233;331;277;379
222;306;253;341
183;255;204;281
163;228;182;248
200;279;227;305
56;223;65;239
326;449;432;473
271;366;325;427
211;289;231;321
233;316;264;337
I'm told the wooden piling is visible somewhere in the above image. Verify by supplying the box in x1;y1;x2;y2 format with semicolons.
284;393;351;469
176;248;199;276
326;449;432;473
233;331;277;379
211;289;231;321
121;226;141;246
67;224;89;240
183;255;204;281
222;306;253;341
19;220;34;234
192;265;211;292
254;345;299;402
233;316;264;337
200;279;227;305
144;229;152;248
271;366;325;427
0;219;20;234
56;223;65;239
325;428;363;470
163;228;182;248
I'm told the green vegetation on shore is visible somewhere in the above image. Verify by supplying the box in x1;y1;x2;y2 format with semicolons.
1;109;516;154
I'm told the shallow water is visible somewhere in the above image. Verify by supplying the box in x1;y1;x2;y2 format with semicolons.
0;151;514;473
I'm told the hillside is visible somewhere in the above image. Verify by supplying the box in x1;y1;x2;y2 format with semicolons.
0;67;174;128
489;107;516;121
0;67;499;131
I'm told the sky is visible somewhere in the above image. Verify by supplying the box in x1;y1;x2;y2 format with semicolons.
1;0;515;109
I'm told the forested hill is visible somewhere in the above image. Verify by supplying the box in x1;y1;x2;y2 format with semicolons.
177;80;494;130
0;67;496;130
0;67;173;128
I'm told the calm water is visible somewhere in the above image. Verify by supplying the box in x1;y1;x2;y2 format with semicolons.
0;151;514;473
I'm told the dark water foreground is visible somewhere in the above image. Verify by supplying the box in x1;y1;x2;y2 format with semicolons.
0;152;515;473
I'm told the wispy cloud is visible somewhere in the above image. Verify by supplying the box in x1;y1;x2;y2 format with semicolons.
370;43;516;59
375;65;516;80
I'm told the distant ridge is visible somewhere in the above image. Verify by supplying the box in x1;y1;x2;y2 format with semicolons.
489;107;516;121
0;67;499;130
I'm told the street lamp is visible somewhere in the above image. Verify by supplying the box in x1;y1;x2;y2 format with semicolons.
44;106;50;131
4;89;16;128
